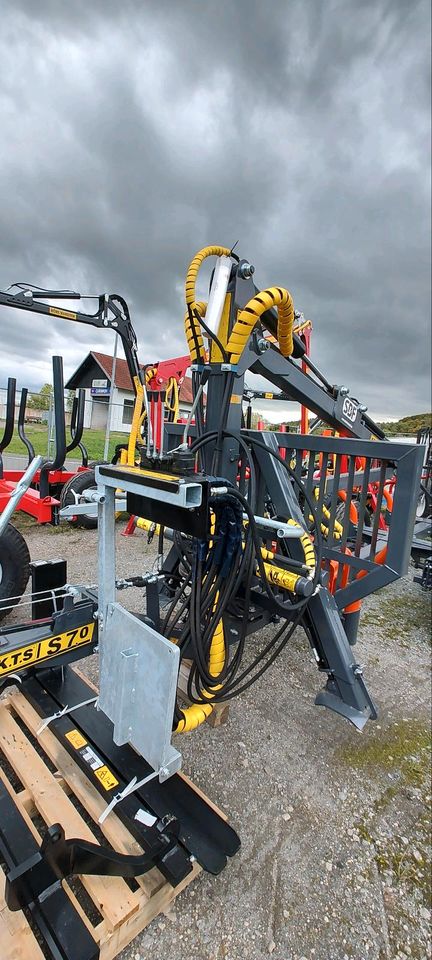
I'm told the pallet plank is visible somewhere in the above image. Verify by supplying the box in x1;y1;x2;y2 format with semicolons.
9;692;165;900
0;678;224;960
0;701;138;930
0;769;68;959
98;861;201;960
0;888;45;960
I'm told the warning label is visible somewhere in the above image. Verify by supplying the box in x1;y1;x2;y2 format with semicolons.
65;730;120;791
65;729;87;750
95;765;120;791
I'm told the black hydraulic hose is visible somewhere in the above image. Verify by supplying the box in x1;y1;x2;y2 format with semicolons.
170;430;323;707
204;605;305;701
211;372;235;474
194;308;229;363
17;387;35;465
190;430;257;507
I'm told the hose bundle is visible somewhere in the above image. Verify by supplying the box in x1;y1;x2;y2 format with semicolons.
158;433;322;733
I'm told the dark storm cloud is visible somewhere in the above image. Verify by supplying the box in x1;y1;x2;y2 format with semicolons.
0;0;430;417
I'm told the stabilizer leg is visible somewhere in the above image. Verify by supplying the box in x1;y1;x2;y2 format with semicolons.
304;587;377;730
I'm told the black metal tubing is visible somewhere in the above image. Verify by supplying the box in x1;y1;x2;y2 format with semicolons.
17;387;35;465
66;388;88;466
0;288;144;395
0;377;16;478
39;357;67;497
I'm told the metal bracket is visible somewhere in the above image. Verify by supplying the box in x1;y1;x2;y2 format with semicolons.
5;818;191;911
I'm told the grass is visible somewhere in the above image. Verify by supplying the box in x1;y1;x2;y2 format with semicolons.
0;423;128;462
338;718;431;787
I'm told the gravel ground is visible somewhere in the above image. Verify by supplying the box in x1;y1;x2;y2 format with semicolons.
7;518;432;960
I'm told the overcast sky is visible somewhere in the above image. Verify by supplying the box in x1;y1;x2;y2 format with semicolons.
0;0;430;421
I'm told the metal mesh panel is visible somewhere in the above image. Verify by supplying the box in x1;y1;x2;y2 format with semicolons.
252;432;423;609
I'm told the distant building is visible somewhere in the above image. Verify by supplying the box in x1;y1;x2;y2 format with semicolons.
65;351;194;433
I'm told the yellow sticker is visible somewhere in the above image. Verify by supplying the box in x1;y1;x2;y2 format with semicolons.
230;395;242;404
49;306;77;320
65;729;88;750
264;392;274;399
94;765;119;791
0;623;95;677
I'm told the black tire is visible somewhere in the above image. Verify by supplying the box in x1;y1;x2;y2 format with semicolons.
60;470;98;529
0;523;31;622
335;499;373;529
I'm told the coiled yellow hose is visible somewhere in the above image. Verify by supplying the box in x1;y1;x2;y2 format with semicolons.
184;300;207;363
185;245;232;311
226;287;294;363
286;518;316;571
184;246;232;363
175;606;225;733
308;490;343;540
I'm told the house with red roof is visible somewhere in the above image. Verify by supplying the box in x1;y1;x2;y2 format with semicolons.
66;351;194;433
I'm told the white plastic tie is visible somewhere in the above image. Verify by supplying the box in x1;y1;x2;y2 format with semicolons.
37;696;97;734
98;770;159;824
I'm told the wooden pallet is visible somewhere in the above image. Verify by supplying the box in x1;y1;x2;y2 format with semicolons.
0;684;219;960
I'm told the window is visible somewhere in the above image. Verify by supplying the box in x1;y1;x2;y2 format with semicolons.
122;399;134;425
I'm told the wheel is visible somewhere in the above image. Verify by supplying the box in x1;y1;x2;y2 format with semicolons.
335;499;373;529
60;469;98;529
0;523;31;622
416;486;432;519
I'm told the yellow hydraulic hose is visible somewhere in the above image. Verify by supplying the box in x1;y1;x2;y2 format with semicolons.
138;367;157;430
286;518;316;571
185;245;232;311
174;701;213;732
184;300;207;363
127;377;144;465
136;517;161;536
260;562;303;593
226;287;294;363
308;490;343;540
184;245;232;363
165;376;180;421
175;604;226;733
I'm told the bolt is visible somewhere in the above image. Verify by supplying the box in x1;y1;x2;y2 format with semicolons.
340;386;349;396
237;260;255;279
257;337;270;353
359;404;368;412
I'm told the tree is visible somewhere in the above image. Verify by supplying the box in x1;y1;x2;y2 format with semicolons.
27;383;53;410
66;389;76;412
